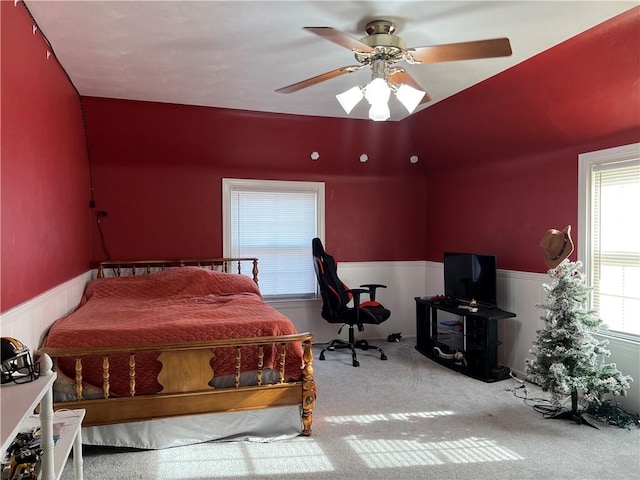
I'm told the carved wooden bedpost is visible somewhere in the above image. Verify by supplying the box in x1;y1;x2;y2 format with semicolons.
301;338;315;435
129;353;136;397
74;357;84;401
252;259;259;285
102;355;110;399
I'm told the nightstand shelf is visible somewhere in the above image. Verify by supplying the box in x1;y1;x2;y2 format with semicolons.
1;373;84;480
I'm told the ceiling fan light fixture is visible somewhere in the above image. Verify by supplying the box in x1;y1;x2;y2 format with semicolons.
364;77;391;105
368;102;390;122
336;86;364;114
395;83;426;114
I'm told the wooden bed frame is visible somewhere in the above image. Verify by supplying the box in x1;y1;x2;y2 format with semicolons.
95;258;260;280
38;258;315;436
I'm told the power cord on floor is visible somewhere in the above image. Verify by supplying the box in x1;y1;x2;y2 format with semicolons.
506;372;638;428
505;371;528;397
505;372;552;408
505;374;603;427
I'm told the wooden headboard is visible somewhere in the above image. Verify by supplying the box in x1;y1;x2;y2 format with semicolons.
96;258;259;284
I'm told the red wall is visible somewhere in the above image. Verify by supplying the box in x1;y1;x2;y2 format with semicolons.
82;98;427;263
0;2;91;311
411;7;640;272
2;3;638;312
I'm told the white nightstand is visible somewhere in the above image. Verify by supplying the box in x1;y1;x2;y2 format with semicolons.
1;372;85;480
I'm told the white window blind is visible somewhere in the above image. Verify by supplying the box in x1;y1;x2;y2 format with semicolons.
587;156;640;337
222;179;324;298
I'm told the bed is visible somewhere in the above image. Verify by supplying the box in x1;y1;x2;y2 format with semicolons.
38;258;315;449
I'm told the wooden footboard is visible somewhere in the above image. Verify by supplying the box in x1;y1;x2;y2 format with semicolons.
38;333;315;435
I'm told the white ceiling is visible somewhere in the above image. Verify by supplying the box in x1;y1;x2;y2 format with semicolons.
24;1;638;121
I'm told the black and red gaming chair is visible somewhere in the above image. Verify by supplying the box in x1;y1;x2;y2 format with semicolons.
312;237;389;367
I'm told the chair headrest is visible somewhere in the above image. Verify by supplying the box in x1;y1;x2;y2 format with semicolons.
312;237;326;258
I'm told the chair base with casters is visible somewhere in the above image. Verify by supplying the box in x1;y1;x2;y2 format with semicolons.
319;324;387;367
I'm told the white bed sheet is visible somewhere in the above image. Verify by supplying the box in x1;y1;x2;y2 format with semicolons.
80;405;303;449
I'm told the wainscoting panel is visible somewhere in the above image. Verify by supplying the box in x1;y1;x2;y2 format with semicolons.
0;271;91;354
269;261;638;414
268;261;430;345
496;270;547;376
3;263;637;412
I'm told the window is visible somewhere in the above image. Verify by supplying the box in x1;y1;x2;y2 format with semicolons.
222;179;325;299
578;143;640;339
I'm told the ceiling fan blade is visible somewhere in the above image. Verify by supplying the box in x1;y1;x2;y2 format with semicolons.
304;27;374;52
276;65;363;94
388;70;432;103
410;38;512;63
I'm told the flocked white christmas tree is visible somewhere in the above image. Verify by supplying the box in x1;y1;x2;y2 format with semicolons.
525;259;632;425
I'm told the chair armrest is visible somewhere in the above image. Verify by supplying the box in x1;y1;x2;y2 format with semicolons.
359;283;387;301
344;288;369;305
343;288;370;331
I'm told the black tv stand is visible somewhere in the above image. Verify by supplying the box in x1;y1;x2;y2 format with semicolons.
443;297;458;307
414;297;516;382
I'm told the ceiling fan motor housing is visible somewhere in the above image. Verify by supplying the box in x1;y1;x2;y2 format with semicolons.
357;20;407;64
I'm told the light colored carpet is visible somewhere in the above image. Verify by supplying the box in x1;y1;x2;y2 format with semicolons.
60;340;640;479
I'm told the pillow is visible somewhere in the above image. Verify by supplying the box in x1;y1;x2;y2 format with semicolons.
82;267;261;302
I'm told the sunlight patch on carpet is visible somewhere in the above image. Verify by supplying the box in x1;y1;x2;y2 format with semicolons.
155;439;334;478
324;410;455;425
345;435;523;469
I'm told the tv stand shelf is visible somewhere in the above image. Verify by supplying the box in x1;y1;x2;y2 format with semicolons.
414;297;516;382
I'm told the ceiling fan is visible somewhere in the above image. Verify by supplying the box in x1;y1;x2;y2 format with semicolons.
276;20;512;120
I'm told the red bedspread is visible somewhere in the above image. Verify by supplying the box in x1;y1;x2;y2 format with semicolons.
43;267;303;396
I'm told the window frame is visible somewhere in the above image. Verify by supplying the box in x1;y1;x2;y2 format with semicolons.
578;142;640;342
221;178;325;300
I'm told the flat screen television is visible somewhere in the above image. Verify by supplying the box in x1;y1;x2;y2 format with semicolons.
444;252;497;307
